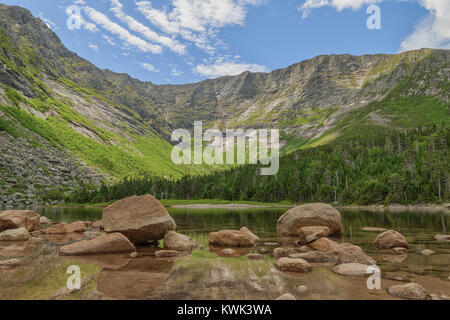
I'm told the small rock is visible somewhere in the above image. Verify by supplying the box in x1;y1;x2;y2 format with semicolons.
276;293;296;300
388;283;427;300
209;227;260;247
0;227;30;241
421;249;434;256
59;233;136;256
434;235;450;242
296;285;308;294
40;216;51;225
222;248;236;255
43;221;86;234
155;250;183;258
289;251;336;263
333;263;373;276
298;226;330;244
264;242;279;246
273;247;299;258
336;243;376;265
374;230;409;249
258;248;269;254
130;252;138;258
274;257;312;273
309;237;339;253
164;231;197;251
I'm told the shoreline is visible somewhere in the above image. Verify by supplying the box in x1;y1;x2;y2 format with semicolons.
2;201;449;212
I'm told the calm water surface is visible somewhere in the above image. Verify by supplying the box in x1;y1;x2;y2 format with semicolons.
0;207;449;300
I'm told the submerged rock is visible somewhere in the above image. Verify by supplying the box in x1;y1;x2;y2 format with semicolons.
209;227;260;247
155;250;184;258
43;221;86;234
420;249;434;256
374;230;409;249
274;257;312;273
273;247;300;258
333;263;372;276
309;237;339;253
434;235;450;242
102;195;176;244
289;251;336;263
0;227;30;241
59;233;136;256
298;226;330;244
0;210;40;232
164;231;197;251
388;283;428;300
336;243;376;265
277;203;343;237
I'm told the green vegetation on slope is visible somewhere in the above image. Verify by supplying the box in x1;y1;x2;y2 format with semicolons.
73;124;449;205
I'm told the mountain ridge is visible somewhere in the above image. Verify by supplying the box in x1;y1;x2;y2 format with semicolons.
0;3;449;206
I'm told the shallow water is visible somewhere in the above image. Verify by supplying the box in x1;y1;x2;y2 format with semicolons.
0;207;449;300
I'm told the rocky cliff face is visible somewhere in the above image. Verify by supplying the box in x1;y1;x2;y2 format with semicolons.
0;4;449;205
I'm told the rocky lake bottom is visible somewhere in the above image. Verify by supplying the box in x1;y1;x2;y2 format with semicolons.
0;207;449;300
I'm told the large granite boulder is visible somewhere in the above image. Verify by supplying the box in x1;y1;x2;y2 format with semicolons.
102;195;176;244
374;230;409;249
59;233;136;256
0;227;30;241
163;231;197;251
208;227;260;247
0;210;40;232
277;203;343;237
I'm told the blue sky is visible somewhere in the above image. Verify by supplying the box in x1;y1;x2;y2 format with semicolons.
1;0;449;84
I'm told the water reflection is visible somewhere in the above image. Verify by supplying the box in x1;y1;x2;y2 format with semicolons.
0;207;449;300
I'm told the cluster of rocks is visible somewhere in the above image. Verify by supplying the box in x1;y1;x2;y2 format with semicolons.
203;202;445;301
55;195;197;258
0;130;107;207
1;198;447;301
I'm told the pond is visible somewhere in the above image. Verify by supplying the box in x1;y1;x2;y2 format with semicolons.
0;207;449;300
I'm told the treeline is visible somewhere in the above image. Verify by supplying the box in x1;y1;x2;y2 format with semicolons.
71;125;449;205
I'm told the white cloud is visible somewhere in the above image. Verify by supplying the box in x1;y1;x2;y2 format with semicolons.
89;43;99;52
298;0;381;18
401;0;450;50
83;6;162;54
195;61;268;78
171;67;183;76
140;62;159;72
103;35;116;46
110;0;186;55
136;0;263;54
298;0;450;50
